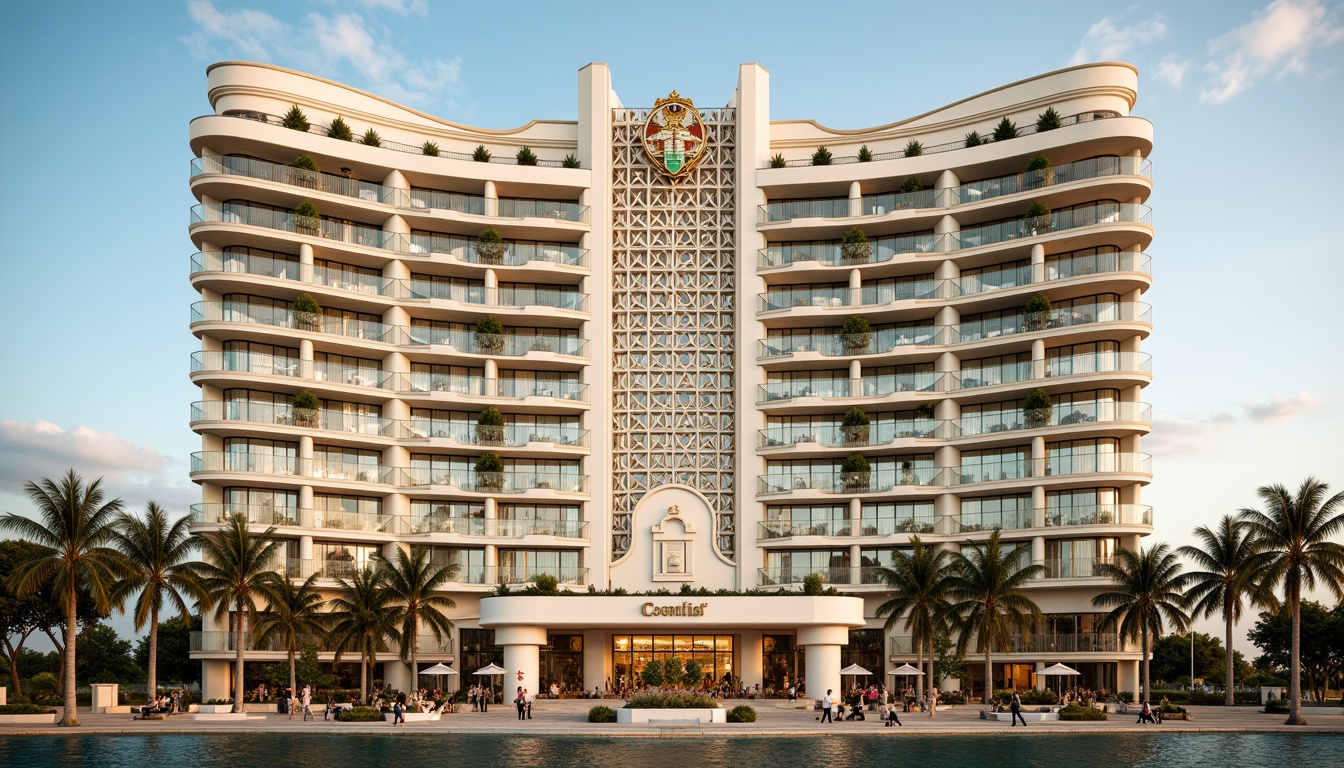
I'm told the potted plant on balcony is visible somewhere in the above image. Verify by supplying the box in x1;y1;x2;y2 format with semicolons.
769;153;787;168
913;403;934;420
475;316;505;353
476;228;507;265
1023;292;1051;331
422;141;440;156
292;389;320;428
811;146;832;166
476;407;505;445
900;176;923;194
841;228;871;264
282;104;310;132
360;128;382;147
903;139;923;157
964;130;985;147
291;154;320;188
293;200;320;235
472;145;492;163
857;145;873;163
529;338;554;352
841;453;871;492
1025;154;1053;189
293;293;321;331
327;116;354;141
474;452;504;492
1035;106;1062;132
839;315;871;354
515;146;538;166
992;116;1018;142
1025;200;1051;235
1023;388;1052;429
841;407;871;445
562;154;581;169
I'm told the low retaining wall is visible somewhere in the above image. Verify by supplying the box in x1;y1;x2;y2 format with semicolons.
616;707;726;724
0;713;58;725
982;710;1061;722
383;711;441;723
194;713;265;721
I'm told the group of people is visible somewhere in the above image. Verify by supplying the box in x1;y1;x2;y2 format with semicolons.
818;684;940;727
275;685;315;720
514;687;535;719
137;690;189;718
467;683;496;711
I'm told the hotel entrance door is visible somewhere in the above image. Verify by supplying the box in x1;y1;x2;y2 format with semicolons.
611;634;735;693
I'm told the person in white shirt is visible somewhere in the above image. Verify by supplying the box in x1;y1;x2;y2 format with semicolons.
301;686;313;721
820;689;835;724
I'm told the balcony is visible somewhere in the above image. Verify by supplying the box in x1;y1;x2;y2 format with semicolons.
404;282;588;312
191;202;405;251
958;401;1152;438
758;566;853;587
409;516;589;539
404;422;588;449
952;203;1150;250
191;400;396;438
760;233;943;269
759;373;953;404
191;631;330;653
759;420;956;449
189;504;395;533
759;326;948;359
398;468;588;494
887;633;1129;656
759;504;1152;540
407;232;586;267
392;374;588;402
759;188;940;224
757;467;947;495
191;301;394;344
954;452;1152;486
403;328;589;358
1035;556;1115;579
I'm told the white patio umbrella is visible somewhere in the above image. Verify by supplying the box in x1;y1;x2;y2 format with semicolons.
888;664;924;676
420;663;457;696
839;663;873;694
1037;663;1081;696
474;663;508;704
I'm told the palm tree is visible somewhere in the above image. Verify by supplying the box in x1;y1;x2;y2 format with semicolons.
0;470;133;726
376;546;458;690
1093;544;1191;705
329;565;400;704
943;530;1044;705
1178;515;1277;705
873;536;951;704
110;502;207;702
195;515;284;713
252;572;327;695
1238;478;1344;725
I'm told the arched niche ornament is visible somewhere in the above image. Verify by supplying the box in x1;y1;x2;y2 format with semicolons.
651;504;694;581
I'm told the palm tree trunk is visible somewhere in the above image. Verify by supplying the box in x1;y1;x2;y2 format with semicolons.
1287;578;1304;725
984;646;992;706
409;615;418;695
289;647;297;695
62;584;79;727
1224;605;1234;707
360;646;369;705
233;600;246;714
1141;624;1149;705
914;634;924;706
148;604;159;703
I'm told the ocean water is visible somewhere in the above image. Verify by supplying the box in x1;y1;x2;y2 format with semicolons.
1;732;1340;767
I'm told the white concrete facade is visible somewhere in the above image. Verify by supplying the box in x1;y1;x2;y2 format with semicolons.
188;60;1153;702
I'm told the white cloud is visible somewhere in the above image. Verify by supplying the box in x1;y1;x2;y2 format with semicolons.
181;1;462;111
1071;12;1169;65
1243;392;1324;423
1154;55;1191;88
1199;0;1344;103
1144;393;1324;459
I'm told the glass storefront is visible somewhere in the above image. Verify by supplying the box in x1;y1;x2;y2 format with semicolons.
540;633;584;693
762;634;804;694
611;634;735;693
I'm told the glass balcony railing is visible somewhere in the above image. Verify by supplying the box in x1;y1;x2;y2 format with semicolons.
760;233;943;269
954;452;1152;486
397;468;588;494
495;199;589;223
191;630;330;653
759;419;954;448
1035;556;1117;579
958;401;1152;437
1002;633;1127;653
402;422;588;448
191;301;394;343
408;516;589;539
1046;351;1152;379
190;400;396;437
189;503;301;527
1045;504;1153;527
758;188;941;224
190;451;298;476
758;504;1154;541
758;567;855;587
191;203;405;251
391;374;588;402
758;467;946;495
190;350;301;378
495;379;588;401
401;328;588;357
407;232;587;267
404;281;589;311
487;566;589;587
952;203;1150;250
958;301;1153;344
758;380;853;401
759;326;949;358
756;520;852;538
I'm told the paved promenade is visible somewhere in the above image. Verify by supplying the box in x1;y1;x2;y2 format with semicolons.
3;700;1342;737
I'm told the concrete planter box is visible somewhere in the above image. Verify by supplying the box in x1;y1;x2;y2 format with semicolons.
982;710;1061;722
194;712;265;721
0;713;58;725
617;707;726;724
383;711;441;723
197;704;236;714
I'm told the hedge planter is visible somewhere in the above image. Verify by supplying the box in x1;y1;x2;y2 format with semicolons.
616;707;726;724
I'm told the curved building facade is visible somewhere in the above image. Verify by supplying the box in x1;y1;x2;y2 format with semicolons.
188;60;1154;702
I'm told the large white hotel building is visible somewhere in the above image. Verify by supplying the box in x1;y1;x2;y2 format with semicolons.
188;61;1154;702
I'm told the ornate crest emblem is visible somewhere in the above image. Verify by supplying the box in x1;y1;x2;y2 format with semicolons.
641;91;707;178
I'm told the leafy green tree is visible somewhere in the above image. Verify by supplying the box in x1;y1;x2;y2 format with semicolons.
110;502;205;697
1238;478;1344;724
944;530;1044;704
1178;515;1277;703
1150;631;1233;686
194;515;284;713
376;546;458;689
932;633;968;685
683;658;704;689
662;656;685;688
281;105;309;132
134;614;200;686
252;572;327;695
1248;601;1343;705
1;470;133;726
1;540;56;696
874;537;951;704
640;658;665;688
295;643;335;690
74;622;141;684
328;565;399;704
992;116;1018;142
1093;544;1191;704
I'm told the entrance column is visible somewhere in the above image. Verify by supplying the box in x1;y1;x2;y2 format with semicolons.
1118;659;1140;700
797;625;847;701
497;625;547;703
740;630;763;691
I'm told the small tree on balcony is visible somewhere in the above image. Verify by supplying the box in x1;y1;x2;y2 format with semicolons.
811;146;832;166
841;228;871;264
857;145;874;163
421;141;440;156
291;154;319;188
839;315;872;354
360;128;382;147
769;153;787;168
474;316;505;352
1023;388;1052;428
515;146;538;166
992;116;1018;142
281;104;310;132
841;453;871;492
474;452;504;491
841;407;871;445
802;572;826;595
327;116;354;141
900;176;923;194
562;154;581;169
472;145;492;163
476;407;505;445
964;130;985;148
913;403;935;420
292;293;321;331
1023;292;1051;331
475;228;507;265
1035;106;1062;132
1025;154;1053;188
1025;200;1051;234
292;390;320;428
293;200;320;235
903;139;923;158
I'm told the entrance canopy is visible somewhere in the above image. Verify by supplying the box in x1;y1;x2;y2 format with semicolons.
480;595;866;632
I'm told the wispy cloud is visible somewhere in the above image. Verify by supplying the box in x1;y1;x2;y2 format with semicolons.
1154;55;1191;88
181;0;462;111
1243;392;1324;423
0;421;197;513
1199;0;1344;103
1071;12;1169;65
1146;393;1325;459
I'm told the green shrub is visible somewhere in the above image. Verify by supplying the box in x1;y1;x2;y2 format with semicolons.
588;704;617;722
964;130;984;147
939;691;966;705
624;691;720;709
1036;107;1062;132
840;315;872;350
337;706;383;722
562;154;581;169
422;141;440;156
476;227;507;264
811;146;832;166
0;703;56;714
205;698;233;705
293;293;321;330
727;704;757;722
327;116;354;141
1059;704;1106;721
769;153;787;168
291;154;319;172
841;228;871;263
900;176;922;194
682;659;704;689
1025;200;1051;231
992;116;1018;142
640;658;665;688
474;451;503;475
903;140;923;157
472;145;492;162
475;315;505;352
360;128;382;147
1264;699;1290;714
1026;154;1051;173
842;407;870;428
282;105;310;132
1117;691;1134;703
857;145;873;162
802;572;825;595
841;453;871;489
294;199;320;222
516;146;538;166
293;389;320;411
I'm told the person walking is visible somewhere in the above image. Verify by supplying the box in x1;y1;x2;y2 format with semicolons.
391;698;404;726
301;685;313;721
516;687;527;720
820;689;834;724
928;685;938;719
525;688;533;719
1009;690;1027;727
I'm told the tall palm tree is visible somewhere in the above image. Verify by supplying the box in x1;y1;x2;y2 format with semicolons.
195;515;283;713
329;565;400;704
943;530;1044;705
252;572;327;695
1093;544;1191;705
1178;515;1277;705
1238;478;1344;725
873;536;951;704
110;502;207;702
0;470;132;726
377;546;458;690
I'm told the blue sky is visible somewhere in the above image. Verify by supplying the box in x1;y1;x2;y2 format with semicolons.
1;0;1341;651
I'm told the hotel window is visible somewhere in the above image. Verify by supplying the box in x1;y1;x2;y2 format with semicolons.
1051;389;1120;424
1045;245;1122;280
1047;341;1120;377
307;541;380;579
960;495;1033;531
861;363;937;395
497;549;582;583
221;245;298;279
764;504;848;536
314;258;382;293
959;447;1029;483
960;399;1025;436
861;502;935;535
1046;488;1121;525
859;548;914;581
407;274;486;303
310;445;381;481
220;340;298;376
763;550;848;585
497;505;582;536
312;495;383;529
1044;538;1120;577
416;546;487;583
313;352;381;386
765;369;849;399
408;363;486;394
409;501;485;535
222;438;296;474
959;352;1031;389
861;274;938;303
960;259;1031;294
409;454;474;486
222;487;296;524
1046;438;1119;476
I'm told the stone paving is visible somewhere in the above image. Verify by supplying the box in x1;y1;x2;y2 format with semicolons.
2;700;1342;738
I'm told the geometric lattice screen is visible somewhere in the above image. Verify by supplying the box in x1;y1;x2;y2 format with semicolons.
609;106;738;562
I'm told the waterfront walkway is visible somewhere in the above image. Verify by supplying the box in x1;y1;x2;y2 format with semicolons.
3;700;1342;737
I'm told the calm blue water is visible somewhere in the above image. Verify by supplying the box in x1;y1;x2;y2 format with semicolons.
0;733;1339;767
